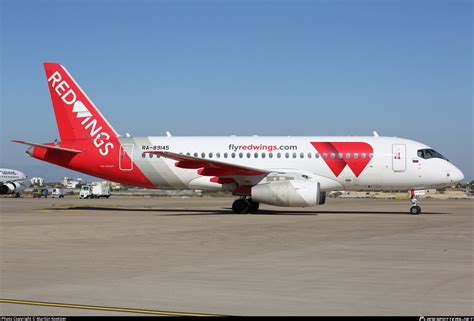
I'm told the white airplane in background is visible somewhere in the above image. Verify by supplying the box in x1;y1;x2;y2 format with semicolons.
13;63;464;214
0;168;27;197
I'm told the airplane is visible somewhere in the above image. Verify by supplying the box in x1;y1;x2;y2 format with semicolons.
0;168;27;197
13;63;464;214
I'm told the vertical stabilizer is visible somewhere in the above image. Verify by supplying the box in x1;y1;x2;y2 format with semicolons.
43;62;118;143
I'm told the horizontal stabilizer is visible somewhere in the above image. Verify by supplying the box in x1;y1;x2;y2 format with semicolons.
12;140;82;153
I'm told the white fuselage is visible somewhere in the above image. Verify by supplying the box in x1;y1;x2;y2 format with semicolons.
119;136;464;192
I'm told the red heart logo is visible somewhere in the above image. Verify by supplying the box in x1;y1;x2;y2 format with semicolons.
311;142;373;177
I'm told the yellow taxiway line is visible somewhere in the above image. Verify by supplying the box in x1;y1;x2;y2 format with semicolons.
0;298;219;316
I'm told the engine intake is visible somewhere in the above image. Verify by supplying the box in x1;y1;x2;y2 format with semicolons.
251;180;325;207
0;182;17;194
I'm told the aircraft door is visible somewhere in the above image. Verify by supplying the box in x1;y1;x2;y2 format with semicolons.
392;144;406;172
119;144;134;171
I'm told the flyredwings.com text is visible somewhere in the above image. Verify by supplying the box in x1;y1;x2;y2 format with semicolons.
228;144;297;152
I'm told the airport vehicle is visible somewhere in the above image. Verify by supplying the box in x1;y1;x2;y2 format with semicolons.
51;187;65;198
13;63;465;214
32;188;48;198
0;168;27;197
80;184;111;199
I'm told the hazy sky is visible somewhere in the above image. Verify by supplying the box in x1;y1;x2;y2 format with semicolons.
1;0;472;181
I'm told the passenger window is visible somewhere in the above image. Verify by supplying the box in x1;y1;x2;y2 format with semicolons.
293;153;297;158
224;152;228;158
262;153;266;158
254;152;259;158
315;153;320;158
338;153;343;159
209;153;213;158
194;152;198;157
231;153;236;158
186;152;190;156
246;152;251;158
307;152;312;159
201;152;206;158
269;153;273;158
142;153;146;158
346;153;351;159
239;153;243;158
361;153;366;159
149;153;153;158
277;153;281;158
300;152;304;158
330;153;335;159
285;153;290;158
323;153;328;158
216;152;220;158
369;153;374;159
354;153;359;159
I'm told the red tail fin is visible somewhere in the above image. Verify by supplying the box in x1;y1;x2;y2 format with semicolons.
43;63;118;143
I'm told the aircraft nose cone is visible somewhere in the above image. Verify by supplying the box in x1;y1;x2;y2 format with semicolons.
448;165;464;183
450;166;464;183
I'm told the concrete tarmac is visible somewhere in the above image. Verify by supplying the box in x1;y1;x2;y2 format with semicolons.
0;196;473;315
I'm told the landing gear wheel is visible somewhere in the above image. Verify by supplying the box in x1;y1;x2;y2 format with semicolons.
247;201;259;214
232;198;260;214
232;199;249;214
408;189;422;215
410;205;421;215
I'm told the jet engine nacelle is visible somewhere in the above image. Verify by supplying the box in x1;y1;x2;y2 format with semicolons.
251;180;326;207
0;182;18;194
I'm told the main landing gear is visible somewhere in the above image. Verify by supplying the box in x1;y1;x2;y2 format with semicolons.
409;189;421;215
232;197;259;214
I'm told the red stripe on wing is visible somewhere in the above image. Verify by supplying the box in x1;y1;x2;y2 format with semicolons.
144;151;269;178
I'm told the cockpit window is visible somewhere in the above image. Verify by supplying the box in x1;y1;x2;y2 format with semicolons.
417;149;448;161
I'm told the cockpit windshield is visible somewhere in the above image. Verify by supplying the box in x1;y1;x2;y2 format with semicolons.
417;149;448;161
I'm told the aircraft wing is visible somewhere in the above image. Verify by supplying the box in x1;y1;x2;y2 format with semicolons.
144;150;273;184
12;140;82;153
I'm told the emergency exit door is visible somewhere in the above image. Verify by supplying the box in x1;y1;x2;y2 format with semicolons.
392;144;406;172
119;144;134;171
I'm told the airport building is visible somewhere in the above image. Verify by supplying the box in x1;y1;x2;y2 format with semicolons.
30;177;44;187
62;177;83;189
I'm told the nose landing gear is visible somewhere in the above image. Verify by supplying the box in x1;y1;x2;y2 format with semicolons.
232;197;259;214
409;190;421;215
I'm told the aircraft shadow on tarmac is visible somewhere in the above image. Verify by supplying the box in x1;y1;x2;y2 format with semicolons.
43;206;450;216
